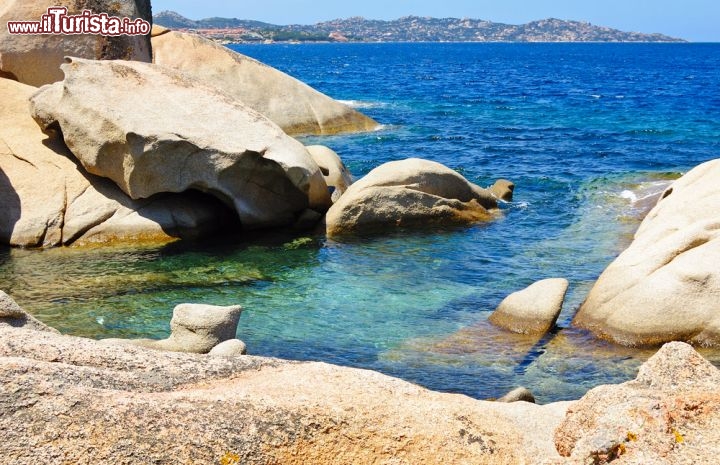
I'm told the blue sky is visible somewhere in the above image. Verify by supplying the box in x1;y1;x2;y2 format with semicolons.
151;0;719;42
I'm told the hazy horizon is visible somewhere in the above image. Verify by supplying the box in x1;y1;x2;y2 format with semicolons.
150;0;719;42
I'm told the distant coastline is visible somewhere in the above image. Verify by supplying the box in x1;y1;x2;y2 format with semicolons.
153;11;686;44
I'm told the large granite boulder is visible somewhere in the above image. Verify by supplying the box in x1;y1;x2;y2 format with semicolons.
0;0;151;87
555;342;720;464
30;57;332;229
325;158;502;237
573;159;720;346
0;78;231;247
489;278;569;336
0;325;568;464
151;25;378;136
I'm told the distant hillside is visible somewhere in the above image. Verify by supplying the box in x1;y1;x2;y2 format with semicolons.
153;11;684;43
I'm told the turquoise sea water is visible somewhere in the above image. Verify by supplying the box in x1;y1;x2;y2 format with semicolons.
2;43;719;402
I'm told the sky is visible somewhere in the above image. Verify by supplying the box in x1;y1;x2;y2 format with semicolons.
150;0;719;42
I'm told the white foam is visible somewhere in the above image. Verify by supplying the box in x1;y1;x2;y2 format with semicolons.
620;190;638;203
338;99;388;109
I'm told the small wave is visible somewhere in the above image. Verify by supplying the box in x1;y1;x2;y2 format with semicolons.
509;201;530;210
619;180;674;207
620;190;638;203
96;316;105;326
591;94;602;99
338;99;388;109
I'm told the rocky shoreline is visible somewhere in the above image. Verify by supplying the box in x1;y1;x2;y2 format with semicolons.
2;1;719;463
3;293;720;463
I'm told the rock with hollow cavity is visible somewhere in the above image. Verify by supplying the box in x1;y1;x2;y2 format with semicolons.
0;78;232;247
30;57;332;228
489;278;569;336
555;342;720;464
573;159;720;346
325;158;502;237
151;25;378;136
0;0;151;87
0;290;58;333
306;145;353;202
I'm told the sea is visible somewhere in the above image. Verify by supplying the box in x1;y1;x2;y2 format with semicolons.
2;43;719;403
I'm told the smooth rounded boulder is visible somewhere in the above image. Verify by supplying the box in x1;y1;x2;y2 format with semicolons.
151;25;378;136
0;78;231;247
306;145;353;202
105;303;243;354
30;57;332;229
488;278;569;336
0;0;151;87
325;158;502;237
573;159;720;346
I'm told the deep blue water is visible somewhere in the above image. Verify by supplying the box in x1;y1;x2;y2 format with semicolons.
3;43;719;402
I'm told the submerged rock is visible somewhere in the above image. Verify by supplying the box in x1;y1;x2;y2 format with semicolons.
151;25;378;136
325;158;503;237
0;78;231;247
489;278;569;336
306;145;353;202
555;342;720;463
30;57;332;229
0;290;58;333
0;324;564;464
574;159;720;346
106;303;243;354
0;0;151;87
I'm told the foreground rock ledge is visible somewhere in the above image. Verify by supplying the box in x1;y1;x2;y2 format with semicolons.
574;159;720;346
556;341;720;463
0;326;567;464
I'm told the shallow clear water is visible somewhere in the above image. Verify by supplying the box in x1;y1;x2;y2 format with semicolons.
3;43;720;402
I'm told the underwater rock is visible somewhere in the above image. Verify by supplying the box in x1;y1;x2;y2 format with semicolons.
325;158;503;237
489;278;569;336
574;159;720;346
151;25;378;136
